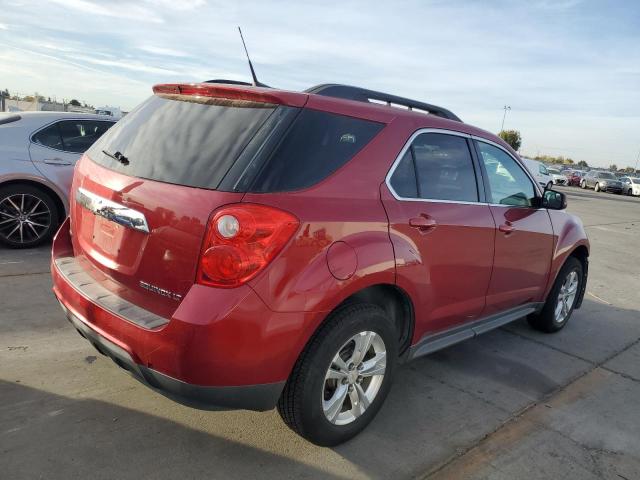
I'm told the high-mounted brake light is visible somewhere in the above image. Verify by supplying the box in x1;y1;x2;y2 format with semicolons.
152;83;307;107
196;204;299;288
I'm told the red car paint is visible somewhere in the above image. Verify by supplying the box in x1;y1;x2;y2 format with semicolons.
51;82;589;411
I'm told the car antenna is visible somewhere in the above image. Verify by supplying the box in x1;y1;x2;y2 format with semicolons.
238;26;265;87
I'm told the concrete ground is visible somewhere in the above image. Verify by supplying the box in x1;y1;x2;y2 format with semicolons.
1;186;639;480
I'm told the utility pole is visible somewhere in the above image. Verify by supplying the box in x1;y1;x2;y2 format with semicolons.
500;105;511;132
634;147;640;174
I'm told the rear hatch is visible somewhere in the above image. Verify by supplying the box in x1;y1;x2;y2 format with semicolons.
70;85;306;319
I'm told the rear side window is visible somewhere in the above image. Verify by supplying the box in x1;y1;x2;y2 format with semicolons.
389;133;479;202
58;120;113;153
32;124;63;150
247;109;383;192
87;95;278;189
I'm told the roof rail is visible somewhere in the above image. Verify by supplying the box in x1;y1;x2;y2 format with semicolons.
305;84;461;122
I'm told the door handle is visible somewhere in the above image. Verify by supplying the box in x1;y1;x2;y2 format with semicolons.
43;157;72;166
499;221;515;234
409;215;437;232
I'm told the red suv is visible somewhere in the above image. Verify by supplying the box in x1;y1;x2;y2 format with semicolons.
52;82;589;446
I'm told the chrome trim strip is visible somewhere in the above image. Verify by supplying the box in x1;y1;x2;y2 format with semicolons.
384;128;488;206
76;187;149;233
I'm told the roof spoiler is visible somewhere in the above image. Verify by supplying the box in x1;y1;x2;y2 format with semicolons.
306;84;462;122
152;83;305;107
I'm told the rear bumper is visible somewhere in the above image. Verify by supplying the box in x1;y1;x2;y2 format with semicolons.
51;217;316;411
60;301;283;410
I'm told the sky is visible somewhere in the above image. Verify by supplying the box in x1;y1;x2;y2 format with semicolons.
0;0;638;168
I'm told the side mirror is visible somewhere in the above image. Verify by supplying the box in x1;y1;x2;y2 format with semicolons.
542;189;567;210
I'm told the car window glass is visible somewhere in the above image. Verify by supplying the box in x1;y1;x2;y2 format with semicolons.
389;150;418;198
390;133;478;202
477;142;536;207
59;120;114;153
32;123;63;150
539;164;548;175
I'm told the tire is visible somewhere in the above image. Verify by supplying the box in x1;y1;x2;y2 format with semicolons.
528;256;583;333
0;184;59;248
627;188;632;196
546;182;553;190
580;180;586;189
277;303;398;446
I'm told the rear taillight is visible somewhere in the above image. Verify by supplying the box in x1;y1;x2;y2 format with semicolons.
196;204;299;288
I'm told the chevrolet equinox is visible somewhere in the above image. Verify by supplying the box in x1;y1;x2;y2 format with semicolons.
52;82;589;446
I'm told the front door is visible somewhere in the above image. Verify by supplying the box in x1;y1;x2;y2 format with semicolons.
382;131;496;340
474;140;554;315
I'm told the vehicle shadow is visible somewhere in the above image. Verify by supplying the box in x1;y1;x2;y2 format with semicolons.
1;379;344;480
3;299;639;479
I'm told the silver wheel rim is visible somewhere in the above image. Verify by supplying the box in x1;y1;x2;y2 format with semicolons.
554;270;579;324
0;193;51;244
322;331;386;426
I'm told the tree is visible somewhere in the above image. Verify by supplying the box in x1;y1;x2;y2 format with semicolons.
498;130;522;151
577;160;588;168
609;164;618;172
69;99;81;106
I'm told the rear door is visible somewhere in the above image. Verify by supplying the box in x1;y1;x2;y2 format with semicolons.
29;119;114;197
382;131;495;336
474;140;553;314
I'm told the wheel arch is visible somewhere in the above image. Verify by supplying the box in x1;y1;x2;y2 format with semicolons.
322;283;415;356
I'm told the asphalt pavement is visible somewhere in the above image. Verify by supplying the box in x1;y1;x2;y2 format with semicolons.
1;186;639;479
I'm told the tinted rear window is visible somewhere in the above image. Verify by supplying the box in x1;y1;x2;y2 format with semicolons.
87;95;278;189
87;95;383;192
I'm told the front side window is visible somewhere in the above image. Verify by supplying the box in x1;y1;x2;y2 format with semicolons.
389;133;479;202
477;142;536;207
539;164;549;175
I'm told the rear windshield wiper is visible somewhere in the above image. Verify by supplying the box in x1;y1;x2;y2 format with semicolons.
102;149;129;166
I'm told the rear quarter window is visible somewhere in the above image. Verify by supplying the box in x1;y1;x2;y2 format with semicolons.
247;109;384;192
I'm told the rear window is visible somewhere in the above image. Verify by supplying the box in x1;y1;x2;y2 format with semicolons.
87;95;278;190
87;95;383;192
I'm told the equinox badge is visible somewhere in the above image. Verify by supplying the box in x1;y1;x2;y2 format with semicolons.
139;281;182;301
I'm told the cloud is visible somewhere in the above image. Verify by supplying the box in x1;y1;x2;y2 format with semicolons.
47;0;164;23
72;54;180;75
137;45;191;58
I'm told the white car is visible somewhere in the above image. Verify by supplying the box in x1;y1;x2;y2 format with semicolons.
620;176;640;196
522;158;553;189
547;167;567;186
0;112;116;247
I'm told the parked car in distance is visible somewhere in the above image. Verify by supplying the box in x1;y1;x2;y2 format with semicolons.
0;112;116;247
567;170;586;187
51;82;590;446
580;170;623;194
523;158;553;189
547;167;567;186
620;176;640;196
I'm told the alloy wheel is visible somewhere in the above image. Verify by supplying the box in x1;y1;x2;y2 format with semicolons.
322;331;386;425
0;193;52;245
554;270;579;324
